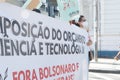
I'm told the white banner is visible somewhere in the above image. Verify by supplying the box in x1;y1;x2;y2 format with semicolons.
0;3;88;80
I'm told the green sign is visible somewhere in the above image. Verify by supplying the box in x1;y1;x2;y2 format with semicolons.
57;0;80;21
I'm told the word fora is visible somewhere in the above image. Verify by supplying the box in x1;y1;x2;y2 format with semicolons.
12;63;79;80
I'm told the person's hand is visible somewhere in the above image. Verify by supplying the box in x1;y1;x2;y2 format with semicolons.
87;39;92;46
114;56;119;61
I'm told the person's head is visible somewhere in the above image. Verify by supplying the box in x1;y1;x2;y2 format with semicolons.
78;15;86;22
78;15;88;29
32;9;41;13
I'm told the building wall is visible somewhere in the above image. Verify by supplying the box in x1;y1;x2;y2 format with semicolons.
101;0;120;34
99;0;120;58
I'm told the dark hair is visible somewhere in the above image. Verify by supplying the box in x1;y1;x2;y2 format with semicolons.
32;9;41;13
70;20;80;27
78;15;84;22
